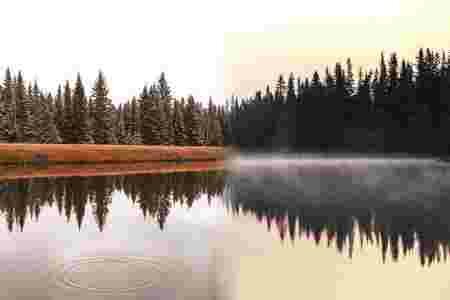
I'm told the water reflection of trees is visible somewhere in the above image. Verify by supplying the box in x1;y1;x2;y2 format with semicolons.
224;164;450;266
0;170;225;232
3;164;450;266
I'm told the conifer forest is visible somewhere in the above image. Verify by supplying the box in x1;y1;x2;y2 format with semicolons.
2;48;450;156
224;48;450;156
0;71;225;147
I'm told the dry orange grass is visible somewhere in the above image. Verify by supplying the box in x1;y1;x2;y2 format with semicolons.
0;160;226;180
0;144;234;165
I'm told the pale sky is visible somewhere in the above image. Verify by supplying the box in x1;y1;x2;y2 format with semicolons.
224;0;450;98
0;0;225;106
1;0;449;105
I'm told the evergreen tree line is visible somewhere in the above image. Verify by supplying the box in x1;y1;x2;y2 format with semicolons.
224;48;450;155
0;70;225;146
0;170;224;232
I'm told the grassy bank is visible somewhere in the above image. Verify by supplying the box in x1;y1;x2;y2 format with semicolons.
0;144;233;165
0;160;225;180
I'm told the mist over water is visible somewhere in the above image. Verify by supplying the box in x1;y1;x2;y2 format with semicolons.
227;154;450;206
223;154;450;267
230;153;445;168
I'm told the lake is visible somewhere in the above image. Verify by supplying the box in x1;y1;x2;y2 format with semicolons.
1;157;450;299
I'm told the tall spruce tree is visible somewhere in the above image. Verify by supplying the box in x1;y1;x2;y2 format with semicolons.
142;85;163;145
345;58;354;96
15;72;36;143
205;97;215;145
375;52;388;113
54;85;64;135
140;86;152;144
72;73;93;144
0;89;9;142
62;81;73;143
128;96;143;144
158;73;172;145
185;95;202;145
37;93;62;143
115;104;127;144
92;71;116;144
172;99;187;145
1;68;15;142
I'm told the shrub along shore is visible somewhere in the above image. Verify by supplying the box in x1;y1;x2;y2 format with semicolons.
0;144;233;165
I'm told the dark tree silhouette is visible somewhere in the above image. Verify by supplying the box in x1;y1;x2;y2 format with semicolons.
224;48;450;156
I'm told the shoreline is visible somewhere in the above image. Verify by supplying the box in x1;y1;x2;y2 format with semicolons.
0;160;226;181
0;144;233;165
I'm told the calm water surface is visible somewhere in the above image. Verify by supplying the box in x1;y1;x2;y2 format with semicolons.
1;158;450;299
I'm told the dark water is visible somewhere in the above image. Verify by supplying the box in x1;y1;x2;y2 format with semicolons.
2;158;450;299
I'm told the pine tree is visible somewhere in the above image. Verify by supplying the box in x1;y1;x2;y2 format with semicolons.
286;72;298;147
325;67;335;89
345;58;354;96
62;81;73;143
200;107;208;145
107;98;118;144
398;60;412;128
335;62;346;100
32;85;44;140
88;96;95;121
357;68;372;114
158;73;172;145
1;68;15;142
172;99;187;145
15;72;36;143
286;73;297;104
275;74;286;104
129;97;138;138
31;81;41;122
140;86;151;144
72;73;94;144
205;97;216;145
388;53;399;92
38;93;62;143
0;89;9;142
210;104;224;146
54;85;64;135
158;72;171;99
92;71;116;144
138;86;148;140
115;104;127;144
128;96;142;144
185;95;202;145
180;97;189;144
123;101;131;136
375;52;388;112
296;77;302;103
151;86;167;145
47;92;56;116
263;85;274;104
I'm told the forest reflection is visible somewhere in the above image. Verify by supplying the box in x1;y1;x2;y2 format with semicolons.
224;163;450;267
0;171;225;233
1;164;450;267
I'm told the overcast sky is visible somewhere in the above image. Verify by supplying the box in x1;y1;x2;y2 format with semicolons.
0;0;225;106
1;0;449;105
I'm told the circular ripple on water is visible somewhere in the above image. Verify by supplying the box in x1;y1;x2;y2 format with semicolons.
55;256;180;294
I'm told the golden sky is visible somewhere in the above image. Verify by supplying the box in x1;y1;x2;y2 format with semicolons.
224;0;450;98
